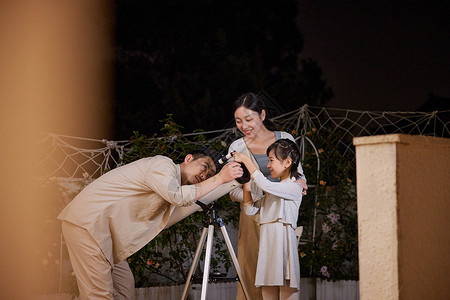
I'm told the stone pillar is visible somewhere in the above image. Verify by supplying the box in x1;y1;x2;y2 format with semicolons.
353;134;450;300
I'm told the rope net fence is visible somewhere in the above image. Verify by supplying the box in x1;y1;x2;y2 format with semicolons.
36;104;449;244
37;105;450;184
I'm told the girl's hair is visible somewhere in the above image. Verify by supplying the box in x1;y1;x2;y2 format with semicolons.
266;138;303;179
232;92;279;131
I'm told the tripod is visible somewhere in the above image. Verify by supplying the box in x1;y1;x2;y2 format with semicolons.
181;202;252;300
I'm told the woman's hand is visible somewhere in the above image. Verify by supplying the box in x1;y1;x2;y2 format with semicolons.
295;178;308;195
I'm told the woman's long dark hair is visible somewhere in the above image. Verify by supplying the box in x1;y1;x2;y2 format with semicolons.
266;138;303;179
232;93;279;131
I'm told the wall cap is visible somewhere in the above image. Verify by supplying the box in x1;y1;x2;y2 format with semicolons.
353;134;450;147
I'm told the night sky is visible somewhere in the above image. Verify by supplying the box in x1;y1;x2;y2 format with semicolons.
112;1;450;138
297;1;450;111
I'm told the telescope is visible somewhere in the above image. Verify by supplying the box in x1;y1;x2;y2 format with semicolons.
165;151;253;228
164;153;245;228
165;181;238;228
217;152;250;184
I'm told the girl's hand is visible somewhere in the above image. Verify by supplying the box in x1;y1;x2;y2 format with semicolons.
231;151;258;176
231;151;249;163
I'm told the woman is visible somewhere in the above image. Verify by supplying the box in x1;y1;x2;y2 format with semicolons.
228;93;307;300
234;139;303;300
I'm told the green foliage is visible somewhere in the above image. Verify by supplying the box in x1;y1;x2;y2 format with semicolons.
123;115;240;287
297;127;359;281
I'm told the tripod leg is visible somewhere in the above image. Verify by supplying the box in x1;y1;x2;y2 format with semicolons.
219;225;253;300
181;226;208;300
200;224;215;300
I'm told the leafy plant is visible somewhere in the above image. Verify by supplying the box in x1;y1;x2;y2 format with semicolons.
297;126;359;281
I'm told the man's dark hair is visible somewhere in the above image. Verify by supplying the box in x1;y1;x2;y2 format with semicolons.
189;148;221;171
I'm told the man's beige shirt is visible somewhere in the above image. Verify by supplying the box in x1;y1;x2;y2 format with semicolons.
58;156;197;265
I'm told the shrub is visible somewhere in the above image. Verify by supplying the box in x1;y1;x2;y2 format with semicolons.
298;126;359;281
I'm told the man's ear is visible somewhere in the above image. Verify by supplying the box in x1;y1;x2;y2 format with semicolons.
184;154;194;163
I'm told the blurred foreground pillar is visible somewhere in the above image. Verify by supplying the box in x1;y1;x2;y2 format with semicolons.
0;0;112;298
353;134;450;300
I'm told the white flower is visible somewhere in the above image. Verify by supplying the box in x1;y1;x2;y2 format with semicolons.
220;141;227;148
327;213;340;224
322;223;331;233
332;241;340;250
320;266;330;278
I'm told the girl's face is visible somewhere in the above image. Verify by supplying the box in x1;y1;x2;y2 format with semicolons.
234;106;266;138
267;149;291;180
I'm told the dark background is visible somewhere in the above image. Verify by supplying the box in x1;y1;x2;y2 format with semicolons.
297;1;450;112
112;0;450;139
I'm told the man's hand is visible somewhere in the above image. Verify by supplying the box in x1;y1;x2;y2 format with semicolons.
217;161;243;183
194;161;243;201
295;178;308;195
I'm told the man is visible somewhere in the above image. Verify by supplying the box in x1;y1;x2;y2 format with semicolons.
58;149;243;299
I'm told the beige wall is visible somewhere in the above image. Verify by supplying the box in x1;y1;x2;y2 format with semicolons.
0;1;112;298
354;134;450;300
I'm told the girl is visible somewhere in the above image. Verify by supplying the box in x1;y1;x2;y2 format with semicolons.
229;92;307;300
233;138;303;300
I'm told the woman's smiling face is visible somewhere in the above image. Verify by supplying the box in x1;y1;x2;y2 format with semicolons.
234;106;266;138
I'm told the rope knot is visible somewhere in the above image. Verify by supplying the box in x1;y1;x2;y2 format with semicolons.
103;139;117;149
